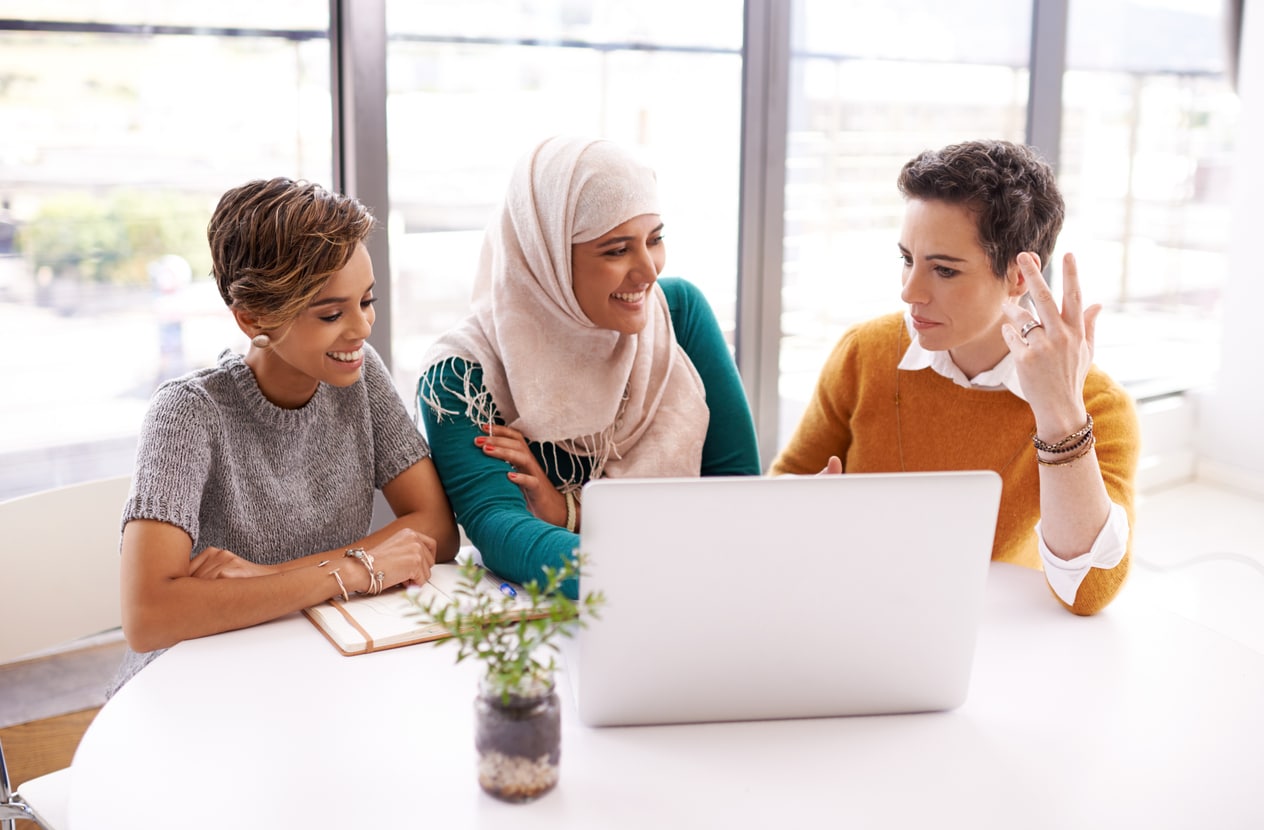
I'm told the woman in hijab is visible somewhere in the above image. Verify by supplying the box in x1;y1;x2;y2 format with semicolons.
418;136;760;596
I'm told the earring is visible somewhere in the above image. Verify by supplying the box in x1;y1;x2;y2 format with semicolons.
251;333;271;349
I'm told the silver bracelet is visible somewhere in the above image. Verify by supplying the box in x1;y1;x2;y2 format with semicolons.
327;567;349;602
345;547;382;595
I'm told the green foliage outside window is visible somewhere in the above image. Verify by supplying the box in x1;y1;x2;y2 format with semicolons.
16;190;211;286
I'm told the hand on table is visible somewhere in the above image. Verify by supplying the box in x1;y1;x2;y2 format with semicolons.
366;527;438;589
189;528;438;591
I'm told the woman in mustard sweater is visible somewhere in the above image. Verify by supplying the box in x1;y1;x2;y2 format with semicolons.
771;140;1139;615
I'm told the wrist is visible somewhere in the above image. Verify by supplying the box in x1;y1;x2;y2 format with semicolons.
344;547;384;595
1031;412;1096;468
1032;408;1089;444
317;560;350;602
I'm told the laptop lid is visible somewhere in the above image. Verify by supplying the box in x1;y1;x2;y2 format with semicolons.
573;471;1002;727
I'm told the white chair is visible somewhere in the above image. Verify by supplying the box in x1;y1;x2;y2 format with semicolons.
1;751;55;829
0;474;131;830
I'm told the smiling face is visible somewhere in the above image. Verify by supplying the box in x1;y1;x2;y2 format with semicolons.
571;214;665;334
898;199;1027;377
240;242;377;408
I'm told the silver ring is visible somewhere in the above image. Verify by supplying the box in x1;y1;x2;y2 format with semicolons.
1019;320;1043;339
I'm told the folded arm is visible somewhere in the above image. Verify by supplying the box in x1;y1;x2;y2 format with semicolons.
120;458;457;653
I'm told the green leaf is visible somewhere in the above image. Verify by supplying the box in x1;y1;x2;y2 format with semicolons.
404;554;605;691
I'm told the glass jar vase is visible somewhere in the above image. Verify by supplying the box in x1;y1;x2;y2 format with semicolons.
473;675;561;802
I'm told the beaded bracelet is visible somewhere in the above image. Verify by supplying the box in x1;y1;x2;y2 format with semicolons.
1032;413;1094;453
1039;426;1094;455
1036;434;1096;467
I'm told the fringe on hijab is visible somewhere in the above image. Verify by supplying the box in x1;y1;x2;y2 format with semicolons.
418;356;630;491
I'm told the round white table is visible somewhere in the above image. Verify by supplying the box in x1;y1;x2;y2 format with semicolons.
69;564;1264;829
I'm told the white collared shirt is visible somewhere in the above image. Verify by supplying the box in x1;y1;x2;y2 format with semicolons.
898;313;1029;396
898;314;1129;605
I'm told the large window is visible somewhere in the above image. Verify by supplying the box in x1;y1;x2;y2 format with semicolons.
776;0;1238;445
383;0;746;393
778;0;1034;442
1060;0;1237;397
0;3;331;499
0;0;1240;498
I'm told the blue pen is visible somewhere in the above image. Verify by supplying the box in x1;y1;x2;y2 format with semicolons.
498;582;518;598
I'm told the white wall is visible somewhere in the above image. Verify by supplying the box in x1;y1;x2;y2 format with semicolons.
1197;0;1264;495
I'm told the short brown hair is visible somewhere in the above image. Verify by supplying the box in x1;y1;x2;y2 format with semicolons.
208;177;375;328
897;140;1064;279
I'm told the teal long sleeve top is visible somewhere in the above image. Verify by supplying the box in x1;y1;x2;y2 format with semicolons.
418;278;760;598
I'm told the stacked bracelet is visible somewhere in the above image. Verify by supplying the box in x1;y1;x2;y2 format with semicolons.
1031;414;1094;454
345;547;385;596
1037;433;1096;467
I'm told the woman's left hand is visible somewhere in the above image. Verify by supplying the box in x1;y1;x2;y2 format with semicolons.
1001;252;1101;435
476;423;571;528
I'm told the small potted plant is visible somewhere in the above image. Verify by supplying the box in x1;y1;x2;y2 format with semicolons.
406;555;604;803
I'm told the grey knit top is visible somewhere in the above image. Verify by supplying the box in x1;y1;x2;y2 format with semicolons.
108;343;430;694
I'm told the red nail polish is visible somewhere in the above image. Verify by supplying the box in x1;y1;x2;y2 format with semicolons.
474;437;486;447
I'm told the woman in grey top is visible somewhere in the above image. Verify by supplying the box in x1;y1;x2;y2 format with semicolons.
112;178;459;693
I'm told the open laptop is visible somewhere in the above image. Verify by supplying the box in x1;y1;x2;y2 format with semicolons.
571;471;1002;727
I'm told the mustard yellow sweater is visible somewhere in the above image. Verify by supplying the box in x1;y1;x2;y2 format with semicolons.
771;313;1140;615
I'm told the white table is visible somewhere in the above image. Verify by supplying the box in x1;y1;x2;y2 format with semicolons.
69;564;1264;829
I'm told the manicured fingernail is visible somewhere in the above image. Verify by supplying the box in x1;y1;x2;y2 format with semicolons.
474;436;486;446
483;443;494;451
507;472;518;481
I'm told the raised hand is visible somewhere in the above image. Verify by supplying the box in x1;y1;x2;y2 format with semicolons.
1000;252;1101;438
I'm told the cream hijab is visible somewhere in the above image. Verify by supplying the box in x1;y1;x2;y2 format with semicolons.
421;136;709;483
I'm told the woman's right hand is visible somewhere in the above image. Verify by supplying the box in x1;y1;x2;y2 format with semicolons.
366;527;438;590
476;423;570;528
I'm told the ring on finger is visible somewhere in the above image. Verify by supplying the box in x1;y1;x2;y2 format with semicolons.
1019;319;1043;339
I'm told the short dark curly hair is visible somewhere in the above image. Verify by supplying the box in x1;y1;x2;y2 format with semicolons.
208;177;375;329
896;140;1064;279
